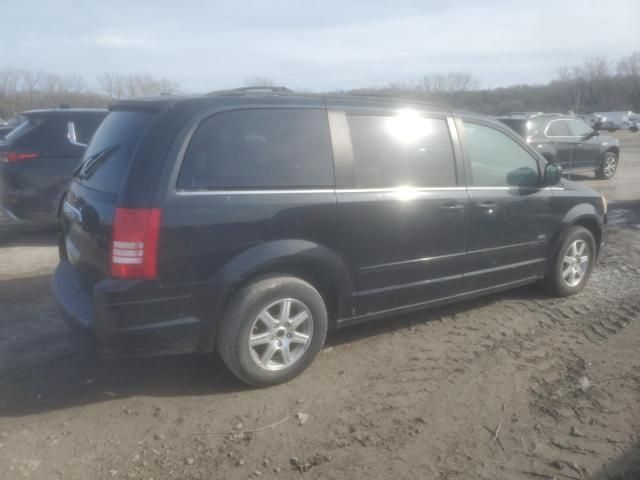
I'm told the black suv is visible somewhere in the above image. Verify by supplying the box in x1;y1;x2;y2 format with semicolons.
496;113;620;179
0;108;107;222
54;91;607;386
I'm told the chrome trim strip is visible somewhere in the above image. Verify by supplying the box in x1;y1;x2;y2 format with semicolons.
464;258;545;277
467;239;545;255
176;187;467;196
337;276;540;325
176;185;551;195
467;186;543;191
357;273;462;296
361;240;544;272
115;316;200;332
360;251;466;272
337;187;467;193
175;189;335;196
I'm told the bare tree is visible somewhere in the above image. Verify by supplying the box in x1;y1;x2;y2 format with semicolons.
98;72;179;99
617;51;640;110
416;72;480;94
244;76;276;87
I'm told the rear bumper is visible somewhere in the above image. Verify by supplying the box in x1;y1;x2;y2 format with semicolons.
53;261;208;357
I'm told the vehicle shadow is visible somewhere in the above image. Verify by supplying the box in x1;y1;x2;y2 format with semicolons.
0;224;58;247
591;440;640;479
0;269;549;418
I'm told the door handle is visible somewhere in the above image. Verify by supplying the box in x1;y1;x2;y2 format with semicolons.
440;203;465;212
477;201;498;214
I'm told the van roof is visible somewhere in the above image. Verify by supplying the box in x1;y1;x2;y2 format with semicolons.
111;91;454;114
23;108;108;117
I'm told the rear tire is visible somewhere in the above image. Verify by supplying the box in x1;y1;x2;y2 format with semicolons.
596;152;618;179
541;226;596;297
217;275;328;387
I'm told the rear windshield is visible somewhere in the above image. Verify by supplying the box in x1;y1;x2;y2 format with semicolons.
4;116;40;142
77;110;154;193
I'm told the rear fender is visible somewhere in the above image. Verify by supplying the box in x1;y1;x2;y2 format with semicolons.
197;239;354;352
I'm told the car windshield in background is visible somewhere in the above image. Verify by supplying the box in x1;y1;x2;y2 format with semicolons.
77;111;154;194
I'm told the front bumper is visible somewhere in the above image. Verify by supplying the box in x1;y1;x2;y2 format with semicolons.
53;261;206;357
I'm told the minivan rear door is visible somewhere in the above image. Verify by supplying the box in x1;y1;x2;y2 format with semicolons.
327;104;469;316
62;110;156;287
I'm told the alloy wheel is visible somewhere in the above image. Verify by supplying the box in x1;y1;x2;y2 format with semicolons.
248;298;313;371
603;156;617;177
561;239;590;288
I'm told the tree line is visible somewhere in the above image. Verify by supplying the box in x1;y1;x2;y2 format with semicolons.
0;70;179;120
1;51;638;121
342;51;640;115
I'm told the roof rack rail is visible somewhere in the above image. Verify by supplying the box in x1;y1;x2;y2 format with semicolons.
207;86;294;96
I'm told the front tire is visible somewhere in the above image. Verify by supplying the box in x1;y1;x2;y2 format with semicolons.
596;152;618;179
217;275;328;387
541;226;596;297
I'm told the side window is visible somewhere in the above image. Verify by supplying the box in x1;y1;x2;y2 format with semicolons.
178;109;334;189
347;113;456;188
546;120;570;137
567;119;592;137
463;122;540;188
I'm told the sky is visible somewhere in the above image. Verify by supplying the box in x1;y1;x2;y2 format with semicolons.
1;0;639;93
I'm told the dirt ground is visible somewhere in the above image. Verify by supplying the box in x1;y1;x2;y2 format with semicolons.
1;132;640;480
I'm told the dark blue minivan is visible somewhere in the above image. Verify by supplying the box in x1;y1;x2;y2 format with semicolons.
53;89;607;386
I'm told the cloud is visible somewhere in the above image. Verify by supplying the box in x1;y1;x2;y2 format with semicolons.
90;34;155;49
0;0;638;92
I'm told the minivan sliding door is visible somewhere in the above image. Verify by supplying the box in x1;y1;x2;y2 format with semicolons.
327;106;469;318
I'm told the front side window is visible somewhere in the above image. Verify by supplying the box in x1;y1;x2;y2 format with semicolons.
347;113;456;188
567;119;592;137
178;109;333;189
463;122;540;188
546;120;570;137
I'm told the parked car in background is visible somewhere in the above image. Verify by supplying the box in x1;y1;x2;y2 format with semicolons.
496;113;621;179
594;111;639;132
54;90;607;386
0;108;107;222
0;118;13;139
579;114;603;130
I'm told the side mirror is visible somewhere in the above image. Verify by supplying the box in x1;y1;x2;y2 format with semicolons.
583;130;599;140
543;162;563;186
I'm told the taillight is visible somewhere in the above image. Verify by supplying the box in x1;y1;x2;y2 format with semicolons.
1;151;39;164
110;208;163;279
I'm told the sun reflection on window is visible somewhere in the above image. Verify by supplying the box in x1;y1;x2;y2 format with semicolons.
385;110;433;145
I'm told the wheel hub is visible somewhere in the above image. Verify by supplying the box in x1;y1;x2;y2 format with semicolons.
248;298;313;371
561;239;590;288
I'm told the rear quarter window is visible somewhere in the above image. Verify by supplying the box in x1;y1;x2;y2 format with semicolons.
77;111;155;194
177;109;334;189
